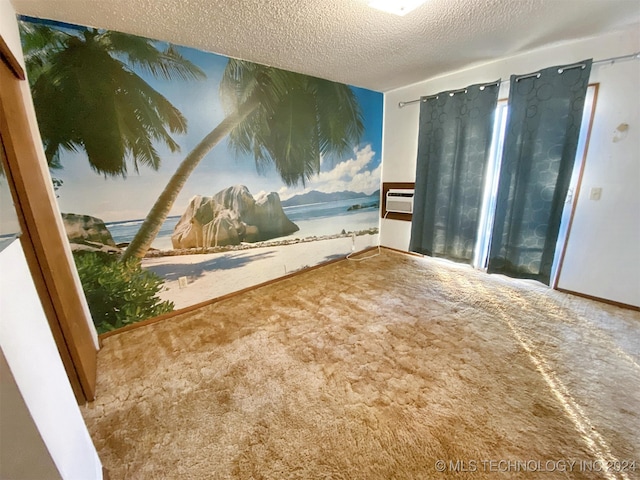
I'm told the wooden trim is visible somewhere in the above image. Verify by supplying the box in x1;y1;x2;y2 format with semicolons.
0;35;25;81
0;37;97;402
102;467;111;480
381;182;414;221
100;246;379;341
382;245;639;311
380;245;423;257
99;242;639;344
552;82;600;289
556;288;639;312
1;140;85;401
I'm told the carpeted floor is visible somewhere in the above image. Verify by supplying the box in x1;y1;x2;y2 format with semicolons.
81;249;640;479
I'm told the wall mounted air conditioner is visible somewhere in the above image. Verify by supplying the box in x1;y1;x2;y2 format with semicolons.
386;188;414;214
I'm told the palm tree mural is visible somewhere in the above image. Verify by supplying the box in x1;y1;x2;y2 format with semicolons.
121;59;364;260
20;20;364;263
20;22;205;176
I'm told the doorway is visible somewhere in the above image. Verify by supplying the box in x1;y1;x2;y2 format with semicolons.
472;85;598;286
0;34;98;403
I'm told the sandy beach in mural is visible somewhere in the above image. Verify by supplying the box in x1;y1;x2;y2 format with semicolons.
20;17;383;332
143;234;379;309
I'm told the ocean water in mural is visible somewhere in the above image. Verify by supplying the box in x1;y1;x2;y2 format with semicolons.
19;17;383;333
106;193;380;251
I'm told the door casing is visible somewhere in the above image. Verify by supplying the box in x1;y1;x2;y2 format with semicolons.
0;34;97;403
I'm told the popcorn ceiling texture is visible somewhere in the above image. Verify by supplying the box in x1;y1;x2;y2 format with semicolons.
11;0;640;91
81;250;640;479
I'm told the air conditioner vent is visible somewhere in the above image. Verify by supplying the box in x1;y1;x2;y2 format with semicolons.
386;188;414;214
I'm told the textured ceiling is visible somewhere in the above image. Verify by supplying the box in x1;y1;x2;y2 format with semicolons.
10;0;640;92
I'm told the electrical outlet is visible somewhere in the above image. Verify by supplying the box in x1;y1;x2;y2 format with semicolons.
589;187;602;201
178;276;188;288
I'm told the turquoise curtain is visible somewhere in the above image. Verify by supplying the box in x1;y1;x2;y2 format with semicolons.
488;60;592;284
410;82;499;264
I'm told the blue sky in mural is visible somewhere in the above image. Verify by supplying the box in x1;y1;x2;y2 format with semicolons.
39;24;384;223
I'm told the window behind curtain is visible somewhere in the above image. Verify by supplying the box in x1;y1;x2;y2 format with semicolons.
474;86;596;282
487;60;593;285
410;82;499;264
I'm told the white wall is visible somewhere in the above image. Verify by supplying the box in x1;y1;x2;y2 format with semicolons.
555;58;640;306
381;25;640;307
0;0;103;478
0;241;103;479
1;349;63;480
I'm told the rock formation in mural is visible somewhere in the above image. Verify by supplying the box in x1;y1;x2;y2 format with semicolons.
171;185;299;249
62;213;121;253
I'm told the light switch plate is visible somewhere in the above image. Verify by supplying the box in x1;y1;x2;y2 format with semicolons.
589;187;602;201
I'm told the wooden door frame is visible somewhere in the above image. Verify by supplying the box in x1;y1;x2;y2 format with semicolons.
552;83;600;290
0;35;97;403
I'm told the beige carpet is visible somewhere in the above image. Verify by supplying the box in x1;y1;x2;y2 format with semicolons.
82;249;640;479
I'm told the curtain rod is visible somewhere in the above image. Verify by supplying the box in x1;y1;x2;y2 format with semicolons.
397;51;640;108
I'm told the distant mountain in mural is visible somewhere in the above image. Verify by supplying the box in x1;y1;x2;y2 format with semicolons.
19;16;383;332
282;190;380;207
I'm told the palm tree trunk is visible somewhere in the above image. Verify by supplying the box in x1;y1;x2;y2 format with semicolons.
121;97;259;262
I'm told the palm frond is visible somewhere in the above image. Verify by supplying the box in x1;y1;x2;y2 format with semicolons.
102;31;205;81
20;21;193;177
19;21;72;86
311;79;364;159
223;61;363;187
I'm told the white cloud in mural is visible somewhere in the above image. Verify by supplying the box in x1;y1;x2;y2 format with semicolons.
278;145;380;200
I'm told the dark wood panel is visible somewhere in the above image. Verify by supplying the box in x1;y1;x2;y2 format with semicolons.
381;182;414;221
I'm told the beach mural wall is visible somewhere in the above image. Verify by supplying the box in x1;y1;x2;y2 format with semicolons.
18;17;383;333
